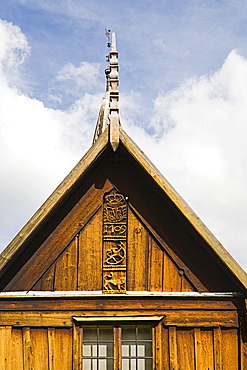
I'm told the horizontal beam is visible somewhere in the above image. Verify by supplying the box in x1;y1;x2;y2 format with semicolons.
0;310;238;328
0;291;243;299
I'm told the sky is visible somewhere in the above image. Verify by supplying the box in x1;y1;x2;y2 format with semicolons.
1;0;247;272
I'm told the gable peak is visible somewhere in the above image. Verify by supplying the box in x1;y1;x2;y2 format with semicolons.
93;31;120;151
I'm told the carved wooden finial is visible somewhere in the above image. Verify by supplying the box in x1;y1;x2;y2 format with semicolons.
93;31;120;151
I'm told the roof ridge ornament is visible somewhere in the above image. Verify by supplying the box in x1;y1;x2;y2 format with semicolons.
93;31;120;151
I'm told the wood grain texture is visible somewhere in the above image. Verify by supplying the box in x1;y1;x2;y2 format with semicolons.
11;328;24;370
177;328;195;370
221;328;239;369
127;209;148;290
0;326;12;370
168;326;178;370
78;209;102;290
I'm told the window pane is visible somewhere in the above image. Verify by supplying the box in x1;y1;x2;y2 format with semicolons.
83;327;97;341
138;327;152;340
122;327;136;340
99;327;113;341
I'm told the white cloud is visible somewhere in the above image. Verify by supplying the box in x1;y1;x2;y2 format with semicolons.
125;50;247;270
0;19;101;249
56;61;101;91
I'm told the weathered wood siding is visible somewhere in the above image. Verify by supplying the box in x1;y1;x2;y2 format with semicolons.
0;325;240;369
27;205;198;292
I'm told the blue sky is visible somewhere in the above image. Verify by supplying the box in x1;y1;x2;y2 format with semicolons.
1;0;247;271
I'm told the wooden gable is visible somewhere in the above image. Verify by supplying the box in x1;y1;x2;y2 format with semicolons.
0;127;246;295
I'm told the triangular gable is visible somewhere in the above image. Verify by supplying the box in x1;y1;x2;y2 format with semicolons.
0;126;246;294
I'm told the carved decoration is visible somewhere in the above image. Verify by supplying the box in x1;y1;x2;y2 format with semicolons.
102;189;127;293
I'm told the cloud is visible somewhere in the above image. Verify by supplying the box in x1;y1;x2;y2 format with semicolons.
124;50;247;270
0;19;101;249
55;61;101;96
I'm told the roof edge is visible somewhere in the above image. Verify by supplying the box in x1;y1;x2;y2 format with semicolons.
0;127;109;271
119;127;247;291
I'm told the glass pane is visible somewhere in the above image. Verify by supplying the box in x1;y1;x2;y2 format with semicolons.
122;344;129;357
82;359;91;369
98;344;107;357
98;359;107;369
130;345;136;357
83;327;97;341
137;359;145;370
83;344;92;357
137;345;145;357
131;358;136;369
122;358;130;370
138;327;151;340
122;327;136;340
138;342;152;357
99;328;113;341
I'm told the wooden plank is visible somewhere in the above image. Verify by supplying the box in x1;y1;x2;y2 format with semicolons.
221;328;239;369
148;236;164;291
181;275;195;292
0;309;238;328
73;323;82;370
213;327;222;370
194;328;214;370
163;254;181;292
176;328;195;369
48;328;55;370
165;310;238;327
11;328;24;370
127;209;148;290
53;328;73;369
168;326;178;369
30;328;49;370
129;204;207;292
54;237;78;291
0;297;237;311
23;327;32;369
155;323;169;370
0;326;12;370
78;209;102;290
41;264;55;290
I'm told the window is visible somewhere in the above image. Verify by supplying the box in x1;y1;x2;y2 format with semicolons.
81;325;153;370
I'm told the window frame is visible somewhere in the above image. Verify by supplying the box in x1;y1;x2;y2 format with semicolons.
73;316;164;370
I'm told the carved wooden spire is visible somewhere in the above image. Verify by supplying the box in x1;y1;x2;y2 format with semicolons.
93;32;120;151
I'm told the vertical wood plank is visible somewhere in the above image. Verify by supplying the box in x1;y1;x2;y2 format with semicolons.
48;328;55;370
213;327;222;370
31;328;49;370
155;322;169;369
127;209;148;290
194;328;214;370
148;236;163;291
23;327;32;369
73;324;82;370
0;326;12;370
54;238;78;291
11;328;24;370
221;328;239;369
53;328;73;369
169;326;178;370
181;275;196;292
78;210;102;290
41;264;55;290
176;328;195;370
163;256;181;292
114;326;121;370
